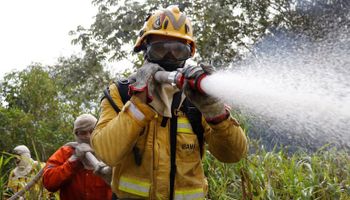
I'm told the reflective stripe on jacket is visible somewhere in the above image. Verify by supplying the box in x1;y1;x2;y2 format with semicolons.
92;83;248;199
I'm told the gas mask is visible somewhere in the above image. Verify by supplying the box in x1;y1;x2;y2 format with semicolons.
145;41;191;71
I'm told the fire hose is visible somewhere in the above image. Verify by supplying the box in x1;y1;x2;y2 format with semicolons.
8;142;110;200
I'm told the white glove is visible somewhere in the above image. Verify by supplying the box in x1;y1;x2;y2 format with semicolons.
69;143;93;162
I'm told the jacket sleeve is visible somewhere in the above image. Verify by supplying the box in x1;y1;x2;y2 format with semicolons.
42;146;82;192
91;84;157;167
204;116;248;163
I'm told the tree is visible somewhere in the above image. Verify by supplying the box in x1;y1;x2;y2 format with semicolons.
72;0;291;68
1;65;58;121
49;53;110;116
286;0;350;38
0;65;72;159
73;0;350;68
0;55;111;158
0;106;33;155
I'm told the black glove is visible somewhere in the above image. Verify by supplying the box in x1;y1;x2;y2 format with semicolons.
182;63;229;123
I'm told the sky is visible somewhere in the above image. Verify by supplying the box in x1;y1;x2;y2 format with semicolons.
0;0;97;78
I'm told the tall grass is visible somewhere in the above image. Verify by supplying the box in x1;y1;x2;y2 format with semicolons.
204;142;350;200
2;142;350;199
0;153;14;199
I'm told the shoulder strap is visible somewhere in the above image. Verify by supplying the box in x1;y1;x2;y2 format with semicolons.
103;87;121;113
169;92;182;200
116;78;131;105
169;94;205;200
102;79;131;113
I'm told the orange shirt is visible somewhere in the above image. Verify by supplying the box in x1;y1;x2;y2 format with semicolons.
43;146;112;200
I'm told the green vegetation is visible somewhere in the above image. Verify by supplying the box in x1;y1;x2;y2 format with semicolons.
0;154;13;199
204;145;350;199
1;0;349;199
1;0;346;158
0;62;110;160
2;143;350;199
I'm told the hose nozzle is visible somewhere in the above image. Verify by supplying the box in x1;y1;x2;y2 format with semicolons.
154;70;207;94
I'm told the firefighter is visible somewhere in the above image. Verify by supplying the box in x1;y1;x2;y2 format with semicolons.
6;145;53;200
42;114;112;200
92;5;248;199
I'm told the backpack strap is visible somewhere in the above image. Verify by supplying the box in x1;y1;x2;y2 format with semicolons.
169;92;182;200
102;78;131;113
116;78;131;104
168;93;205;199
103;87;121;113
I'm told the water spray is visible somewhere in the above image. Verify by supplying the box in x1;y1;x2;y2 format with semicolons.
155;28;350;150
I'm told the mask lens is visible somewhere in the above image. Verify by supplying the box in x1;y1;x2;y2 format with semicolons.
147;43;168;60
147;41;191;61
169;43;191;60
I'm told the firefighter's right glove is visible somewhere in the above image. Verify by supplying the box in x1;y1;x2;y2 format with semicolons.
69;143;93;162
129;61;164;103
183;64;229;124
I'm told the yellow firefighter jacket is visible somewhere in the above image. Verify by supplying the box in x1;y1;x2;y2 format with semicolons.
91;83;248;199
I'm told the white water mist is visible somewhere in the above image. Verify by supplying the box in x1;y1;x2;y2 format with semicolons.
201;30;350;148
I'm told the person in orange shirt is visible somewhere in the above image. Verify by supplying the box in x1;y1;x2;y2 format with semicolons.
43;114;112;200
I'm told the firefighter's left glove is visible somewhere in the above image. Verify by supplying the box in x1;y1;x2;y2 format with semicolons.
183;64;229;124
94;162;112;184
129;61;164;103
69;143;93;162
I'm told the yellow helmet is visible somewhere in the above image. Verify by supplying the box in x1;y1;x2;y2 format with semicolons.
134;5;196;56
